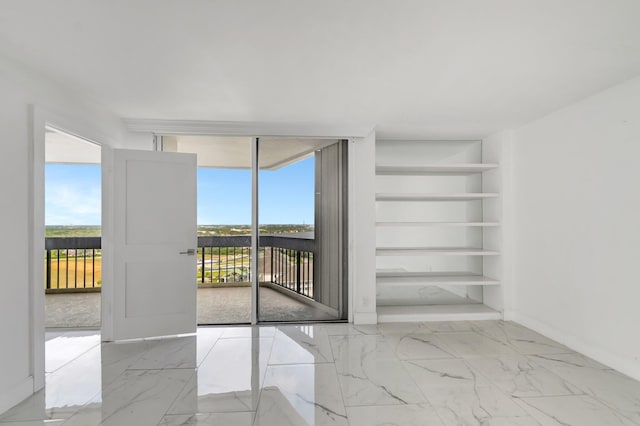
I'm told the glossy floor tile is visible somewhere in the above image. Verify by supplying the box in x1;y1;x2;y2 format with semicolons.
471;322;573;356
516;395;637;425
191;337;273;413
268;326;334;365
1;321;640;426
464;356;583;397
425;386;528;425
45;331;101;373
255;364;348;426
159;412;255;425
382;327;456;360
346;403;443;426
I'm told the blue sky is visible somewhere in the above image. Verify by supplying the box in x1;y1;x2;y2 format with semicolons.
45;164;102;226
45;157;315;226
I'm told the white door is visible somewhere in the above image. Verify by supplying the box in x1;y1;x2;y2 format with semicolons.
102;149;197;341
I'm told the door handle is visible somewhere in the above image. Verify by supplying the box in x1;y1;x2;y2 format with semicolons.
180;249;196;256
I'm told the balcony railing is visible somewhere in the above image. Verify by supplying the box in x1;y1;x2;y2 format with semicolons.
45;234;315;299
45;237;102;292
261;235;314;298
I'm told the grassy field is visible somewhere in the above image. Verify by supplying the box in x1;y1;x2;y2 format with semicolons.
46;224;314;238
46;225;101;237
48;253;102;289
46;250;253;289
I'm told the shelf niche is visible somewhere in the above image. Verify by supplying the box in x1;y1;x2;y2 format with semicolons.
375;139;502;322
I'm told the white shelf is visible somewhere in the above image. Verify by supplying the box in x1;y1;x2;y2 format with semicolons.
377;304;502;322
376;247;499;256
376;272;499;286
376;164;498;175
374;141;503;323
376;193;498;202
376;221;499;227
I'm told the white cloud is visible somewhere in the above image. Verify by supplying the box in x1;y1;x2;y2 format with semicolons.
46;185;101;225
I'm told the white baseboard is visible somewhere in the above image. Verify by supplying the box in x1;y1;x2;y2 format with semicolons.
503;309;516;321
353;312;378;325
0;376;33;416
512;312;640;382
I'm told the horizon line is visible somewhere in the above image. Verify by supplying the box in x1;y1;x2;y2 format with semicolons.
45;224;315;227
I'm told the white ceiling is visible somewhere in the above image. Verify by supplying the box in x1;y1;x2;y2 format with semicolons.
1;1;640;138
45;128;101;164
164;135;336;169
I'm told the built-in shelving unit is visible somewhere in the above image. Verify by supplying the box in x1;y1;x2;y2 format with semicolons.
375;140;503;322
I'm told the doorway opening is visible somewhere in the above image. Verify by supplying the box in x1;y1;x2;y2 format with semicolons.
164;135;253;324
44;127;102;329
163;135;348;324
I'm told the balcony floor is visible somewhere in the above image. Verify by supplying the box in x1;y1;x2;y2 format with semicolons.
46;287;336;328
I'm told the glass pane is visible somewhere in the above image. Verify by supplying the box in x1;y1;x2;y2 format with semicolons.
258;138;347;322
168;135;253;324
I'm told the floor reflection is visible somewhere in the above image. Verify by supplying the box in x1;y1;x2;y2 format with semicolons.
0;325;349;425
2;321;635;426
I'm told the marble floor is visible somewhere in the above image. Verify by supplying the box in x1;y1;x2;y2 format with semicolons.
2;321;640;425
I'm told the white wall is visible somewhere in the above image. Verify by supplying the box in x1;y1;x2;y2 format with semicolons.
0;54;142;414
509;75;640;380
349;132;377;324
482;132;514;316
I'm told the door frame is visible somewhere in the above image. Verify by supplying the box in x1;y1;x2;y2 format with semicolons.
29;105;117;394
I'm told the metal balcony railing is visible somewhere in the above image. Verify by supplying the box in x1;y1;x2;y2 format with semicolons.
45;237;102;292
44;234;315;299
197;235;314;298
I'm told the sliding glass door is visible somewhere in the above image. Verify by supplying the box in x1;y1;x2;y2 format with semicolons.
166;135;348;323
166;135;253;324
258;138;347;322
